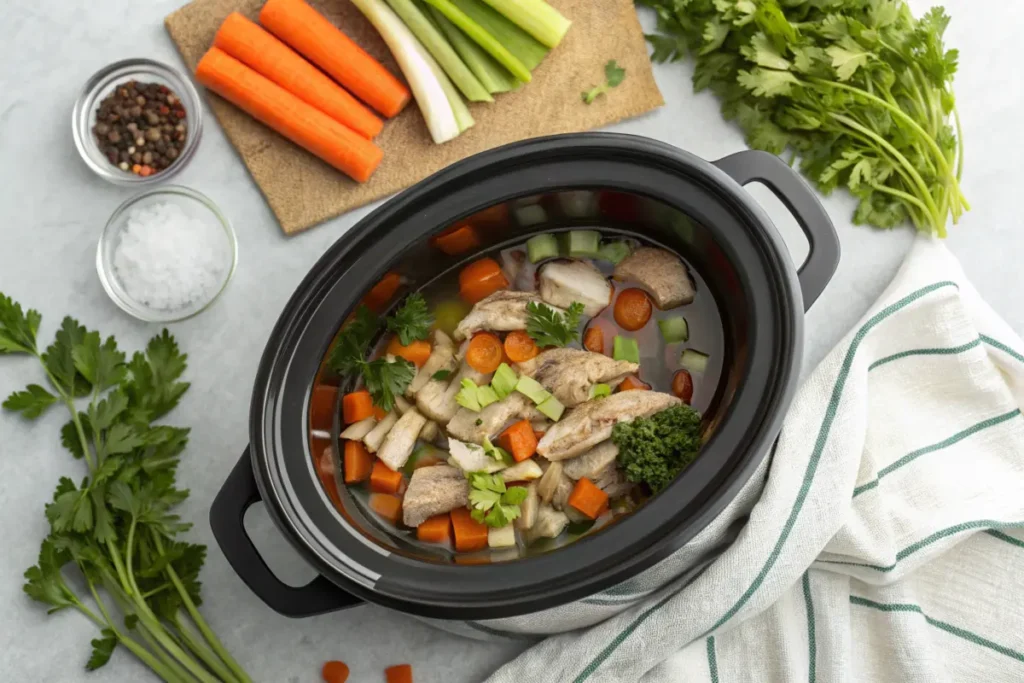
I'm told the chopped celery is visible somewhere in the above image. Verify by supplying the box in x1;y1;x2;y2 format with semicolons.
434;299;471;336
558;190;596;218
477;384;500;408
513;203;547;226
482;436;514;464
455;378;482;411
589;383;612;399
537;394;565;421
428;5;520;94
491;362;519;399
564;230;601;258
613;336;639;364
450;0;549;71
598;240;632;264
423;0;532;82
658;316;689;343
515;375;551;404
680;349;710;373
526;233;559;263
480;0;571;48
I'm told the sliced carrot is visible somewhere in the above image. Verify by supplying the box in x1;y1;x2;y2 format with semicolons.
498;420;538;462
195;48;382;182
386;337;432;367
310;384;338;432
363;272;402;313
451;507;488;552
385;664;413;683
466;332;504;374
672;369;694;404
369;493;403;524
343;440;372;484
503;330;539;362
432;224;480;256
213;12;383;139
416;513;452;544
583;326;604;355
567;477;609;520
614;288;653;331
618;376;651;392
373;405;389;420
459;257;509;305
370;459;404;494
322;660;350;683
342;390;374;423
471;203;509;227
259;0;411;118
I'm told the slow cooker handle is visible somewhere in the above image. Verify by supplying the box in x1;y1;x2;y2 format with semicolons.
210;449;363;617
713;150;840;310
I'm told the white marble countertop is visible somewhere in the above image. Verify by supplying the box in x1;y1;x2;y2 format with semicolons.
2;0;1022;681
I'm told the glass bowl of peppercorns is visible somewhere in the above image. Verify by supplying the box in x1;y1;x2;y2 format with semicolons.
73;58;203;185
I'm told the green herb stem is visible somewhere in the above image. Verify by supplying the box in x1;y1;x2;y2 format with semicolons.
173;615;242;683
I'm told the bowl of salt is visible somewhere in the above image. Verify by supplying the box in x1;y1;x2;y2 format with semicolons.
97;186;237;322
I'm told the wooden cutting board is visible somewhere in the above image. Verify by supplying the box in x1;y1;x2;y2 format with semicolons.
165;0;664;235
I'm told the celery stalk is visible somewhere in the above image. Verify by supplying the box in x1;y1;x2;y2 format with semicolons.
424;46;475;133
480;0;571;48
427;5;520;93
423;0;532;82
451;0;549;71
386;0;492;102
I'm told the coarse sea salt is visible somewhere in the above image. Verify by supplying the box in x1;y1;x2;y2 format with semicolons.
113;201;231;312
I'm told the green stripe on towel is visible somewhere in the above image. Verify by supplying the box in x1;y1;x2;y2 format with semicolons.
981;335;1024;363
868;338;982;371
706;636;720;683
985;529;1024;549
803;573;816;683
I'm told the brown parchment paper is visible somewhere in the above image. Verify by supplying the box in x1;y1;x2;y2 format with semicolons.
165;0;664;234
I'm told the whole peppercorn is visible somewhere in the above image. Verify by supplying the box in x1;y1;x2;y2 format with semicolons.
92;79;188;177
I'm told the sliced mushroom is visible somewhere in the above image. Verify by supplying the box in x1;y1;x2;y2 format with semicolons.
538;259;612;316
363;411;398;453
613;247;695;308
377;408;427;471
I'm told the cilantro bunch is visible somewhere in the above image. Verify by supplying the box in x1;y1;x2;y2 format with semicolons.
467;472;529;528
1;294;250;682
640;0;967;236
525;301;585;348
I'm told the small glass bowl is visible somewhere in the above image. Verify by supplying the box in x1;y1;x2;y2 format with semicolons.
73;58;203;185
97;186;237;322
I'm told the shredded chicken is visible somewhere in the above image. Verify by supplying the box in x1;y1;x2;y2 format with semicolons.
613;247;695;308
517;348;638;407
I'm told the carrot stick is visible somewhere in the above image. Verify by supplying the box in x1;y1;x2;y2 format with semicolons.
195;48;383;182
342;390;374;423
416;513;452;544
385;664;413;683
450;507;488;551
322;660;350;683
363;272;403;312
386;337;433;367
213;12;383;139
432;224;480;255
370;459;404;494
343;440;373;484
369;493;403;523
310;384;339;431
465;332;503;374
260;0;411;118
567;477;608;519
498;419;538;462
583;325;604;355
503;330;539;362
459;257;509;304
618;376;651;392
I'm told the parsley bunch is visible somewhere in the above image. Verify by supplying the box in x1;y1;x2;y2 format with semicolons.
1;294;250;681
640;0;967;236
468;473;529;528
525;301;585;348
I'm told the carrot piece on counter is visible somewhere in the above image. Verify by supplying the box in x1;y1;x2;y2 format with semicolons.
195;48;383;182
370;459;404;494
614;288;653;331
342;390;374;423
498;420;538;462
310;384;339;432
583;325;605;355
618;376;651;392
322;660;350;683
416;513;452;544
386;337;432;367
343;440;373;484
363;272;402;312
503;330;539;362
213;12;383;139
259;0;411;118
466;332;504;374
451;507;488;552
385;664;413;683
567;478;609;520
369;493;403;523
432;224;480;256
459;257;509;305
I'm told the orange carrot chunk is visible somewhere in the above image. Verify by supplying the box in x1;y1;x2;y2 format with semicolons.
195;48;383;182
618;376;651;392
459;258;509;305
567;478;609;520
322;660;350;683
583;326;605;355
310;384;339;432
503;330;539;363
385;664;413;683
466;332;504;374
213;12;383;139
614;288;653;331
370;459;404;494
342;390;374;423
416;513;452;544
363;272;402;313
343;440;373;484
386;337;432;367
498;420;539;462
260;0;411;118
373;405;389;420
369;493;403;523
432;225;480;256
451;507;488;552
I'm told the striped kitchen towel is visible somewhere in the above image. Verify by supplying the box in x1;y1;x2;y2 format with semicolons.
484;236;1024;683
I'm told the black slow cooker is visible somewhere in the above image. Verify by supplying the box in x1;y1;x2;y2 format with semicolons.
210;134;839;622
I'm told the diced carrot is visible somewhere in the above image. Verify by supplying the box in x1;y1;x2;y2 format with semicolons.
533;429;546;441
503;330;539;362
342;390;374;423
343;440;372;484
466;332;504;374
213;12;383;139
672;369;694;404
259;0;411;118
583;326;604;355
310;384;338;432
386;337;432;367
432;224;480;256
498;420;538;462
194;48;383;183
618;376;651;392
416;513;452;544
470;203;509;227
369;493;403;524
384;664;413;683
567;478;609;520
321;660;350;683
363;272;402;313
459;257;509;305
370;460;404;494
451;507;488;552
373;405;388;420
614;288;653;331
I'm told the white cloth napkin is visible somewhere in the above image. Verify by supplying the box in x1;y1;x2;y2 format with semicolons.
483;236;1024;683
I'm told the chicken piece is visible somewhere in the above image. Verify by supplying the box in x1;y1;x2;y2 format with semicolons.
447;392;541;443
595;467;634;499
408;330;456;395
516;483;539;531
551;473;574;511
340;416;376;441
613;247;695;309
537;461;563;503
448;438;506;474
526;504;569;541
537;391;681;461
377;408;428;471
416;362;491;424
502;249;537;292
499;459;543;483
363;411;398;453
538;260;612;316
419;420;440;443
454;291;563;341
402;465;470;527
562;441;619;480
517;348;638;407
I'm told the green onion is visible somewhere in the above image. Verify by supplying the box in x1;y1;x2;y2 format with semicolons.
427;5;520;94
450;0;549;71
479;0;571;48
423;0;532;82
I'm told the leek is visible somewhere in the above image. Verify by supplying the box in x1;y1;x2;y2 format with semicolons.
451;0;549;71
423;0;532;82
480;0;571;48
427;5;520;94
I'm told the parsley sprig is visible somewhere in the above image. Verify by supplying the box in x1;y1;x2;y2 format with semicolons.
1;293;251;681
525;301;585;348
329;303;417;412
582;60;627;104
386;293;433;346
468;472;529;528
